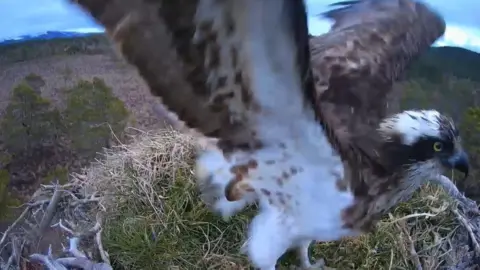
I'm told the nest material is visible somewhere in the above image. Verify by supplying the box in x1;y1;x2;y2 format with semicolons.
2;127;480;269
0;179;112;270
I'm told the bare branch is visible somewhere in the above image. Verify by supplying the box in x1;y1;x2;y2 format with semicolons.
35;188;63;239
56;257;113;270
95;228;110;265
30;209;112;270
0;206;29;247
66;237;87;259
1;178;111;270
29;253;69;270
395;220;423;270
51;220;75;235
452;208;480;256
30;232;112;270
70;196;101;207
3;237;19;270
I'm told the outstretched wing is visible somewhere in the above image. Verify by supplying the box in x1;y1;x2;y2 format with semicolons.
69;0;318;153
310;0;445;165
308;0;446;231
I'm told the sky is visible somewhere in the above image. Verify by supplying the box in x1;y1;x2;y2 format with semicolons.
0;0;479;52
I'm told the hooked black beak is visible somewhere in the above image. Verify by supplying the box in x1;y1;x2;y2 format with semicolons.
444;151;469;180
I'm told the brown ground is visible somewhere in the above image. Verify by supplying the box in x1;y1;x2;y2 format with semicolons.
0;53;168;131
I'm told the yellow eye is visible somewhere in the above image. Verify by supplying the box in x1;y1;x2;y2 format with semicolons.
433;142;443;152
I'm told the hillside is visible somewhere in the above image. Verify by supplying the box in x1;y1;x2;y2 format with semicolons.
0;31;99;46
0;33;479;269
407;46;480;83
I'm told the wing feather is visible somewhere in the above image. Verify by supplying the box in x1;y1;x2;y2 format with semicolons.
69;0;318;152
304;0;447;231
310;0;446;161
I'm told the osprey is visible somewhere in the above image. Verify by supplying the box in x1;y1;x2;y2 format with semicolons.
70;0;469;269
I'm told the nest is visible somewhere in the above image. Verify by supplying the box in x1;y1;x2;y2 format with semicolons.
1;127;480;269
0;179;111;270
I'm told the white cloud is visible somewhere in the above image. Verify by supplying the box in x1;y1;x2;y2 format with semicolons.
0;0;99;40
306;0;480;53
435;25;480;51
307;17;332;36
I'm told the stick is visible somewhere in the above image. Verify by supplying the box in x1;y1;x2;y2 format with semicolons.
66;237;87;259
34;188;63;240
396;220;423;270
29;253;69;270
0;206;30;247
96;228;110;265
452;208;480;256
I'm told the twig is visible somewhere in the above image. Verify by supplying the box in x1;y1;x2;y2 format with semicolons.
387;212;437;224
66;237;87;259
35;188;63;239
51;220;75;235
2;180;110;269
40;183;75;190
26;199;51;207
0;206;30;247
96;228;110;265
30;231;112;270
55;257;96;269
55;257;113;270
452;208;480;255
89;212;110;264
9;239;18;269
29;253;68;270
3;237;17;270
70;196;101;207
396;220;423;270
27;193;102;209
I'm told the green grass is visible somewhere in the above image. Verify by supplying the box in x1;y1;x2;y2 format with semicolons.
103;174;254;269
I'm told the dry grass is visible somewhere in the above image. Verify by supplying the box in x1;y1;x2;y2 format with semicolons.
77;128;253;269
74;127;474;270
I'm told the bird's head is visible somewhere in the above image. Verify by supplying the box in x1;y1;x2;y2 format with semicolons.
378;109;469;180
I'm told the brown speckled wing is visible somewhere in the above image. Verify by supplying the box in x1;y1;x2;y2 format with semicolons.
69;0;317;152
310;0;445;172
309;0;446;231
